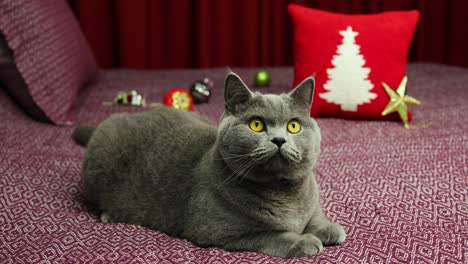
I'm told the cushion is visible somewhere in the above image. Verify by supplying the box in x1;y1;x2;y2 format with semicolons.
0;0;98;125
288;4;419;120
0;34;50;122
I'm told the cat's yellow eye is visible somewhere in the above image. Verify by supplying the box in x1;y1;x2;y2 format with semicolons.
249;118;265;132
287;120;301;134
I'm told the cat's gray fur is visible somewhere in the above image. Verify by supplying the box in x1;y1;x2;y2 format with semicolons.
75;72;345;258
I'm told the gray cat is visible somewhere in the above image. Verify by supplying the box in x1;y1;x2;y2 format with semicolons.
73;72;345;258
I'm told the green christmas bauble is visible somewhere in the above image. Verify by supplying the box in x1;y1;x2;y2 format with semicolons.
254;70;271;87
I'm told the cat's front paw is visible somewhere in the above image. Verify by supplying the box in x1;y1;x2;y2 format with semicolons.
317;223;346;246
100;212;113;223
286;234;323;258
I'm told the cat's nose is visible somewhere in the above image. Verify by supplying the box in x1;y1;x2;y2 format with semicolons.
271;137;286;148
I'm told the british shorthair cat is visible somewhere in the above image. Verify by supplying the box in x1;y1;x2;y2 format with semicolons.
73;72;345;258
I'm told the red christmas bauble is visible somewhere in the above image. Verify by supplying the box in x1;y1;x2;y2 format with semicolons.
163;88;194;111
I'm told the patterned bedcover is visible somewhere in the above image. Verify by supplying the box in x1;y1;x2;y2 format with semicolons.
0;64;467;263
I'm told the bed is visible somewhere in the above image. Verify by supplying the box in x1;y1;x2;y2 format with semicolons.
0;63;466;263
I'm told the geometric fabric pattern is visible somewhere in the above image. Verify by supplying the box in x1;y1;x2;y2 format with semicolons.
0;64;467;263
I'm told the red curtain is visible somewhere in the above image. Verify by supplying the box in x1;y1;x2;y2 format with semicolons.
69;0;468;69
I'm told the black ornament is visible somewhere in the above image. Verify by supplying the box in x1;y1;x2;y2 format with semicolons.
189;77;213;104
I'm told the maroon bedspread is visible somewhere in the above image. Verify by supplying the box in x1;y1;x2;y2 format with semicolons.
1;64;467;263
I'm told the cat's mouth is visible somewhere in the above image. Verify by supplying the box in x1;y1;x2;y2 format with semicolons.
256;148;298;169
266;148;302;164
270;152;289;164
253;152;299;178
224;147;301;174
252;148;282;164
227;148;304;183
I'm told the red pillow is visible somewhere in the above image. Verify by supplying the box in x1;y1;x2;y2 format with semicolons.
0;0;98;125
288;4;419;120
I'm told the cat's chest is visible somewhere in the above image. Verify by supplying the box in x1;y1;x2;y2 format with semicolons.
254;197;312;233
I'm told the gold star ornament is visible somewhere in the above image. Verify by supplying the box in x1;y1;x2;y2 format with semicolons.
381;76;421;128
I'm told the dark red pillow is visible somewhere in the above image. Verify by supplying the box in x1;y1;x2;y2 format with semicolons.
288;4;419;120
0;33;50;122
0;0;98;125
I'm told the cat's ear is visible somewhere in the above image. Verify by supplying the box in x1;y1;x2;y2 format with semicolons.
289;76;315;107
224;72;253;113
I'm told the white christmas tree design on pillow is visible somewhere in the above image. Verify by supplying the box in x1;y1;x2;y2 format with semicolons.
319;26;377;112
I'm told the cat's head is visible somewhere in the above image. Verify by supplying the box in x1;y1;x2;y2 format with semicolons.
217;72;321;183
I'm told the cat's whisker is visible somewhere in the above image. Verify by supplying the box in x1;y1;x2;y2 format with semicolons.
284;148;302;163
218;158;255;188
216;157;251;187
198;155;254;207
237;162;256;184
222;151;250;157
218;157;248;178
217;170;240;188
196;158;251;205
228;158;254;179
251;148;277;163
214;154;251;161
215;150;255;161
